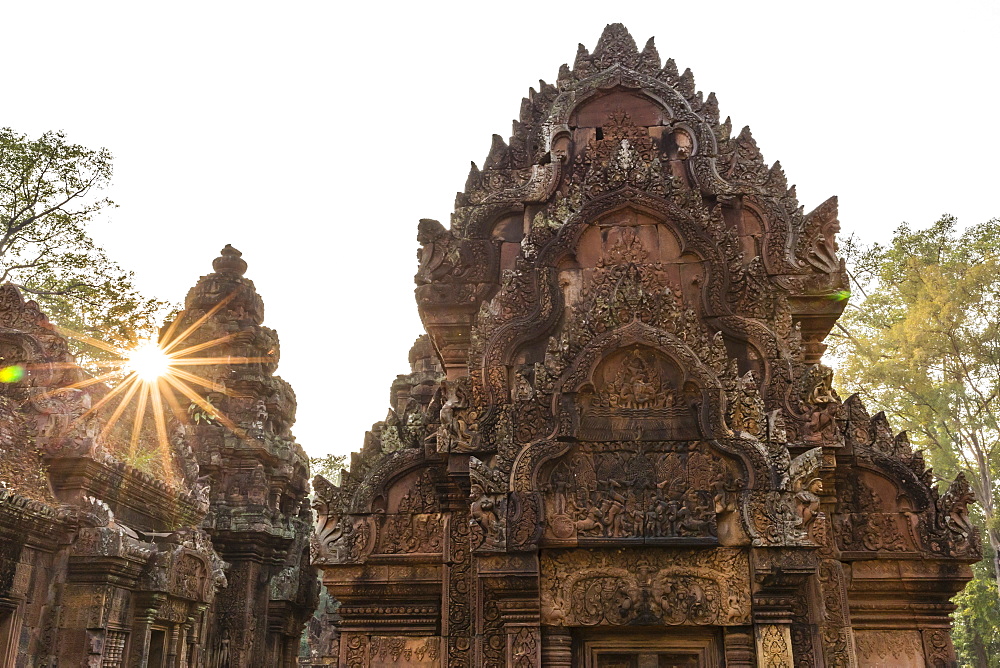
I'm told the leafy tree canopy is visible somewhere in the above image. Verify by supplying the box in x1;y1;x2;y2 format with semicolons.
310;453;346;483
832;215;1000;666
0;127;170;367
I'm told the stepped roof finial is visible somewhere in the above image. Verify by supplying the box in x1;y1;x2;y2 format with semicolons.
212;244;247;277
592;23;640;68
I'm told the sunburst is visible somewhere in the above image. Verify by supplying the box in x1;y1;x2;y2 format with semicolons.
29;291;267;483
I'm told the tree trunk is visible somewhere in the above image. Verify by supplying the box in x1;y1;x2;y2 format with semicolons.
990;527;1000;601
973;466;1000;600
972;630;989;668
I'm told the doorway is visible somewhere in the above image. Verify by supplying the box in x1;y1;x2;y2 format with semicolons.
148;628;166;667
578;630;722;668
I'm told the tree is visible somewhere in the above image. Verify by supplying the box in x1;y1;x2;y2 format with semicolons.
0;127;169;366
310;453;346;483
832;215;1000;665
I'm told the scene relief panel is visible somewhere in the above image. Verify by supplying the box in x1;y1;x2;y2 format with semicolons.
539;439;742;545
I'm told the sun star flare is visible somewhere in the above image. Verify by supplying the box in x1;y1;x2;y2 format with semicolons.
125;340;173;382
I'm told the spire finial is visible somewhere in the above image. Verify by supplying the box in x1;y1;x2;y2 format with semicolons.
213;244;247;276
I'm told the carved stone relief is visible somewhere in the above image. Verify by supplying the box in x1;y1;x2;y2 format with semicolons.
369;636;440;667
835;475;910;553
573;347;699;441
540;548;750;627
313;23;980;668
756;623;794;668
854;630;924;667
540;441;738;542
376;512;444;555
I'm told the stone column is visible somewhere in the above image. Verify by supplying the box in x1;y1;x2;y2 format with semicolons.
921;628;958;667
723;627;755;668
166;623;180;667
187;605;206;667
178;621;192;668
816;559;858;667
751;547;817;668
444;511;473;667
541;627;572;667
129;594;163;668
207;558;270;667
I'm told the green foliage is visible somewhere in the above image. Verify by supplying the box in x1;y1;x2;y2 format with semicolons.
0;127;171;368
952;525;1000;666
832;215;1000;664
188;397;219;425
310;453;346;483
834;216;1000;475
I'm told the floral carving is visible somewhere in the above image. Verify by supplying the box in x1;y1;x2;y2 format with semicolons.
759;624;793;668
511;626;538;668
369;636;439;666
854;631;923;665
574;110;669;199
835;476;908;553
541;548;751;627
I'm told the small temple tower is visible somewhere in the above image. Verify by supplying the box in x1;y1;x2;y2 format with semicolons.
0;246;317;666
164;245;318;665
313;24;980;667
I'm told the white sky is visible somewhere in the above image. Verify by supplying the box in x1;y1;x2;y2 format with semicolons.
2;1;997;459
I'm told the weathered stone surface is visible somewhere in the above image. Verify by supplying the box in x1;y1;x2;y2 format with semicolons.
313;23;979;668
0;246;316;666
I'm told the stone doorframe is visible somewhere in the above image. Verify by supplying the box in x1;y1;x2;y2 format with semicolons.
540;626;754;668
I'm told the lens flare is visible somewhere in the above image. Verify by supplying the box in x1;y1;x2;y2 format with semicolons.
830;289;851;302
125;341;172;382
0;365;25;383
36;291;273;484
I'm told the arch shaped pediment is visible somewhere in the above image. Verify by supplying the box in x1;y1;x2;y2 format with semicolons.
544;69;719;160
553;320;725;442
346;448;431;515
540;194;717;268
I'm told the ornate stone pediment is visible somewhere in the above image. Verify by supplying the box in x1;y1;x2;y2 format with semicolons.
314;23;979;668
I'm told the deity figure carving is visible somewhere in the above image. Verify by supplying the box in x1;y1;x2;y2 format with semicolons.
433;379;478;450
510;365;535;402
794;478;823;530
541;442;733;542
598;350;677;411
802;364;841;443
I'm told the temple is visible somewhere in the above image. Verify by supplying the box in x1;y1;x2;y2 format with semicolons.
0;247;317;665
0;22;982;668
312;24;980;667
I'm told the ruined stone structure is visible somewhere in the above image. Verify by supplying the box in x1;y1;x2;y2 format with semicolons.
0;247;316;666
313;25;980;667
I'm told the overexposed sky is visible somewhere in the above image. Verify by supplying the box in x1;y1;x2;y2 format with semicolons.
2;1;997;458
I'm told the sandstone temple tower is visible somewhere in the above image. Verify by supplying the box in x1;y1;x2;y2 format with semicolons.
0;247;316;666
313;24;980;667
